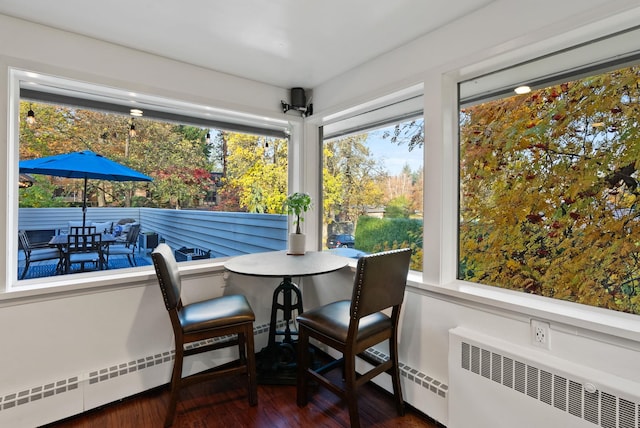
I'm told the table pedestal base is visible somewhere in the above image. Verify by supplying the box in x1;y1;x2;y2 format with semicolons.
257;275;304;385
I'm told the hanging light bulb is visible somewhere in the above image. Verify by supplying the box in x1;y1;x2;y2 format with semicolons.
206;132;211;144
26;104;36;126
129;120;136;138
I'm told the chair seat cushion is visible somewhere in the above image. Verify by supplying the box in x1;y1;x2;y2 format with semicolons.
297;300;391;343
28;248;60;262
69;252;101;263
180;294;255;332
108;246;134;255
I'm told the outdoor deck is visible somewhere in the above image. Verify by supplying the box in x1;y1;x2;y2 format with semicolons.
18;207;288;280
18;253;153;280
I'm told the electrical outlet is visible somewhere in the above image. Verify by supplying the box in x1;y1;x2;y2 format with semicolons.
531;319;550;350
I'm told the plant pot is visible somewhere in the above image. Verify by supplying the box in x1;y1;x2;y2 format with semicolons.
288;233;306;255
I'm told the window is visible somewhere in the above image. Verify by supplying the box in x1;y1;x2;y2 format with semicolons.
11;69;290;287
322;100;424;271
458;30;640;315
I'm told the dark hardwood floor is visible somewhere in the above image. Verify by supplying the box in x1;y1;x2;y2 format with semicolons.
44;375;443;428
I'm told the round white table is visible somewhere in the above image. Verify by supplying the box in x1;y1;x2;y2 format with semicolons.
224;249;348;279
224;250;349;384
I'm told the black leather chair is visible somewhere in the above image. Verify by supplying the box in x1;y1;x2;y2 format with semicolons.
296;248;412;428
152;243;258;427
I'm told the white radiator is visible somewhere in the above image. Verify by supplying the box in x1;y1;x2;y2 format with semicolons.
449;327;640;428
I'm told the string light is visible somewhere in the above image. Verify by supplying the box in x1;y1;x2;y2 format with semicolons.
26;104;36;125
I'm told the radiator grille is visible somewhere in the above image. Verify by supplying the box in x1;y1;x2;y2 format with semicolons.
0;322;265;413
461;341;640;428
364;348;448;399
0;377;79;411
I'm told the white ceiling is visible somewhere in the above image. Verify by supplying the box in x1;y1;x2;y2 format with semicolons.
0;0;494;89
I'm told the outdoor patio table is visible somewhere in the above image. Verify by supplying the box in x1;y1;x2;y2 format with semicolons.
224;250;348;384
49;233;116;273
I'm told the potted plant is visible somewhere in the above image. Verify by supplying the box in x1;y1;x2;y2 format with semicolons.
283;192;312;254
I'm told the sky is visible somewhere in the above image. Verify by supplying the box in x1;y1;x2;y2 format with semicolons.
366;127;423;176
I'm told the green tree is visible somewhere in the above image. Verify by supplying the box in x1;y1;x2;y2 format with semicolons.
19;176;63;207
385;195;411;218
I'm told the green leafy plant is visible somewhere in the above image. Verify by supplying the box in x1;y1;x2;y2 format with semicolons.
283;192;312;234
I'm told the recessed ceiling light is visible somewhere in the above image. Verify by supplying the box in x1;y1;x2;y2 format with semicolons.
130;108;143;117
514;86;531;95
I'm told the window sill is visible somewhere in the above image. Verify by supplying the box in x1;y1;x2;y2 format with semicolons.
411;277;640;346
1;258;230;307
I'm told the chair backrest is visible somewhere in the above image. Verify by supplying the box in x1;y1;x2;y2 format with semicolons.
126;223;141;246
70;225;97;235
18;230;31;252
349;248;412;320
67;232;102;253
152;243;182;311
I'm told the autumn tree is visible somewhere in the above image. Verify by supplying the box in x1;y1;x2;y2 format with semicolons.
220;131;288;213
459;64;640;314
324;134;385;225
19;102;213;209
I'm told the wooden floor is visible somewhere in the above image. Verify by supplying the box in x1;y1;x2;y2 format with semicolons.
44;375;443;428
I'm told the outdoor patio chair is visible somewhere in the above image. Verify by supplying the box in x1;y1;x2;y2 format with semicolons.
70;225;97;235
18;229;62;279
151;243;257;427
296;248;412;428
106;223;141;267
65;232;105;273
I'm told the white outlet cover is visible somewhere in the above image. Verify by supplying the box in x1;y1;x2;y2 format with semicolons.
530;319;551;350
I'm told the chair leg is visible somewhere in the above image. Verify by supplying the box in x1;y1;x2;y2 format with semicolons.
389;334;405;416
238;332;247;364
20;260;30;279
165;345;184;427
344;353;361;428
296;327;310;407
245;325;258;406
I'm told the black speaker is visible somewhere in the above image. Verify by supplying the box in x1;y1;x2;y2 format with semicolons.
290;88;306;109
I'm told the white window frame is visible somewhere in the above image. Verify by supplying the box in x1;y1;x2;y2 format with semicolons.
424;25;640;344
4;67;292;297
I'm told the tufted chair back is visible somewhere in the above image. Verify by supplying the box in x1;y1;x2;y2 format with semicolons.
152;243;182;311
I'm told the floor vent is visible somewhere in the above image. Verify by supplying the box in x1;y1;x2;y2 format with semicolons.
0;377;79;411
461;341;640;428
364;348;448;399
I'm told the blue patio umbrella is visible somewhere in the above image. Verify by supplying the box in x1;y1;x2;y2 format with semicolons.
19;150;153;227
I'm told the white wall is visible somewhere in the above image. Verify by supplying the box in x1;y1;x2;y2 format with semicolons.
0;13;295;427
3;1;640;426
311;0;640;425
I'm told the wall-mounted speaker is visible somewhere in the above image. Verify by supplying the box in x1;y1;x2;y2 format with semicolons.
281;88;313;117
290;87;306;109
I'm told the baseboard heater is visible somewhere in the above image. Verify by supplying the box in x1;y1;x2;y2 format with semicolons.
449;327;640;428
0;321;448;427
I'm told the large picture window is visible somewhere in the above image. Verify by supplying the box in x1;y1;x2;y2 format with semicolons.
12;70;290;286
322;113;424;271
458;52;640;315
